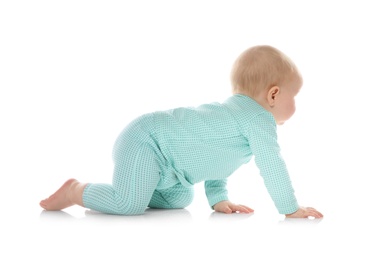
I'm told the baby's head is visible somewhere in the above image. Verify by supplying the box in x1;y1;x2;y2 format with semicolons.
231;45;303;124
231;45;302;97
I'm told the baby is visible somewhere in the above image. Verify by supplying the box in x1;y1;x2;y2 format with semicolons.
40;45;323;219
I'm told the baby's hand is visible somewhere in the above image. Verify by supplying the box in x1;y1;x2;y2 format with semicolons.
285;206;323;219
213;200;254;214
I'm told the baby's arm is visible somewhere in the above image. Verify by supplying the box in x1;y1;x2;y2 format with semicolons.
247;113;323;218
247;114;299;214
205;180;253;214
204;179;229;207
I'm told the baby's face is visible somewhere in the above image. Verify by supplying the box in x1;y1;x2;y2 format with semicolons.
271;77;302;125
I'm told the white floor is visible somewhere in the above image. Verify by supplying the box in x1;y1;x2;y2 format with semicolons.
2;171;373;260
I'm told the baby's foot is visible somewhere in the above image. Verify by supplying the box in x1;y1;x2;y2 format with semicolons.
40;178;79;211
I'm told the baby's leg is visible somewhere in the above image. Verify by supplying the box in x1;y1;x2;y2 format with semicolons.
149;183;194;209
41;144;160;215
82;137;161;215
40;113;160;215
40;178;87;211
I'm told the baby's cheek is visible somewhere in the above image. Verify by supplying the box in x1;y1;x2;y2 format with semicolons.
291;100;296;112
287;104;296;119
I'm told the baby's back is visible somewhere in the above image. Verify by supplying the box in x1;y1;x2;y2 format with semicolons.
152;100;252;183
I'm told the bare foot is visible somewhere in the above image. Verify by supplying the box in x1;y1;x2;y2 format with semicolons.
40;178;85;211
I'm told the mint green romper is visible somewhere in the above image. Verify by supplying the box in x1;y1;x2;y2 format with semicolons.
82;94;299;215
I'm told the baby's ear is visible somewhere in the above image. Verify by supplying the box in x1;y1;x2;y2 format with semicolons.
267;86;280;106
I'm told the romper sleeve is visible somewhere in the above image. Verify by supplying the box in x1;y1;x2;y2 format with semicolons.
246;112;299;214
204;179;229;208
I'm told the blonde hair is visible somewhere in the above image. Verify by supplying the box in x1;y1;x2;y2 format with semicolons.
231;45;301;97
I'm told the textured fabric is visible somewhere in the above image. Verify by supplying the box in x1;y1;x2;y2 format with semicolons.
83;94;299;215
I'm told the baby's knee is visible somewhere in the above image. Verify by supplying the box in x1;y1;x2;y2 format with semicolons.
166;189;194;209
113;201;148;216
114;206;146;216
148;186;194;209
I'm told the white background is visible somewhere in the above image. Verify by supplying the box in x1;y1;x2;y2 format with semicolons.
1;1;372;259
